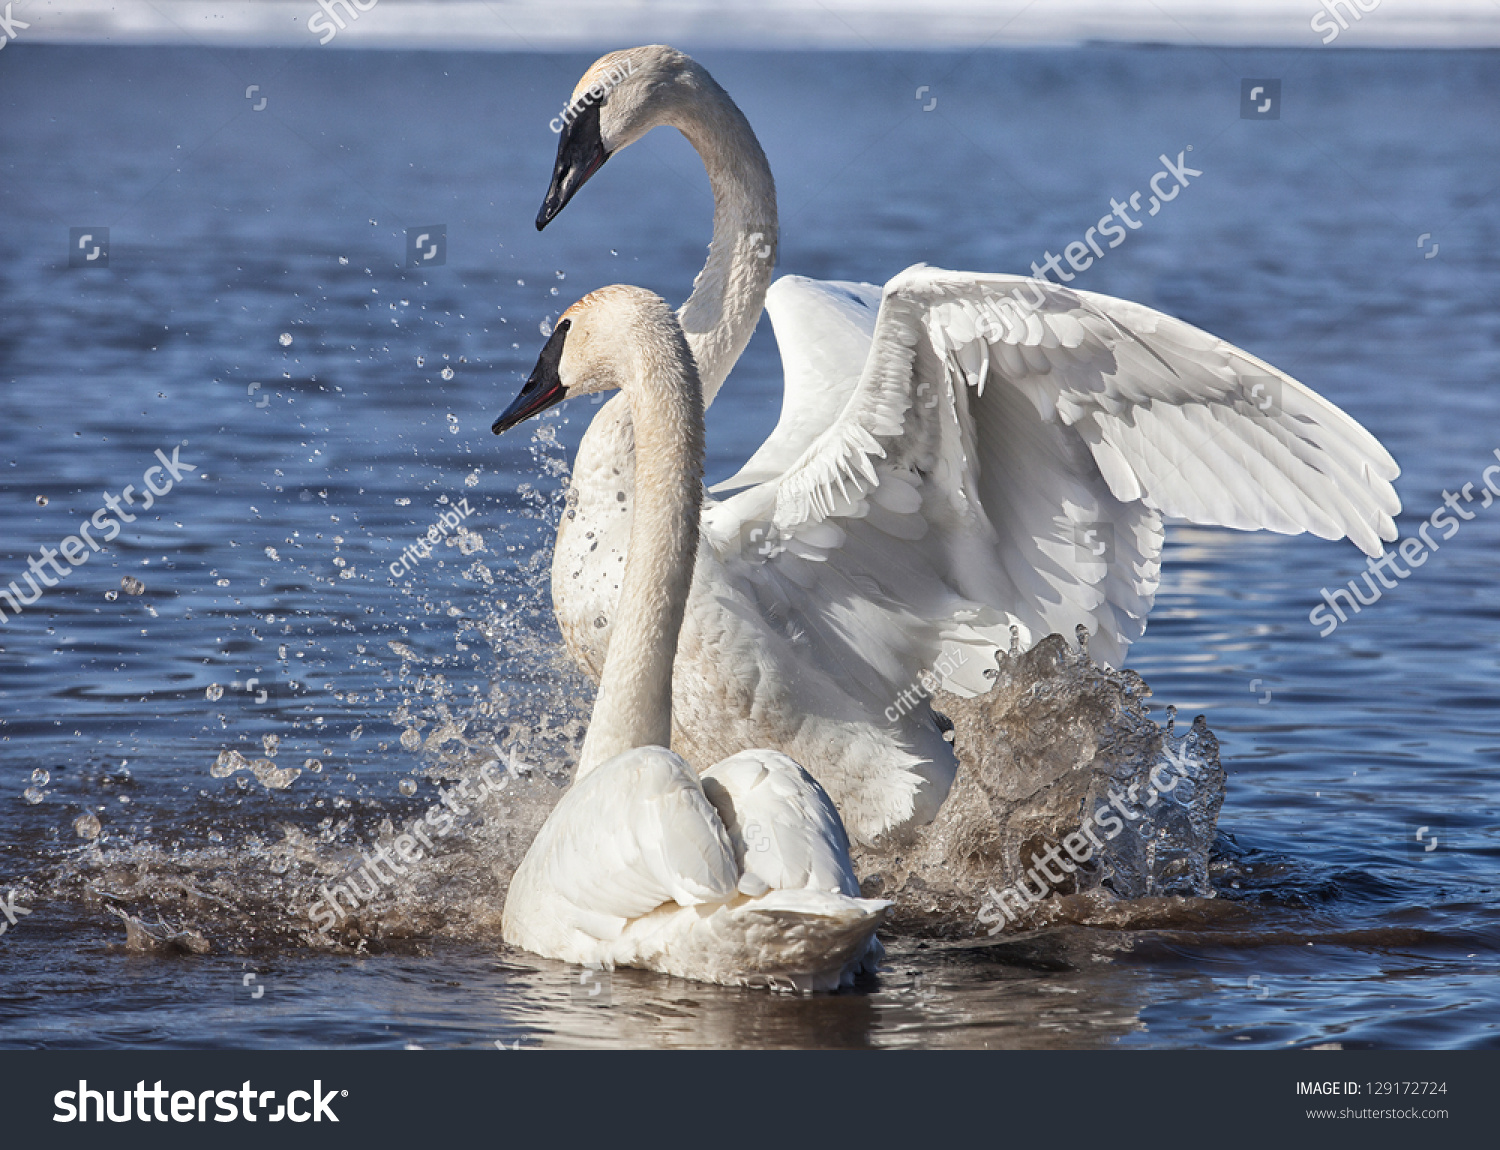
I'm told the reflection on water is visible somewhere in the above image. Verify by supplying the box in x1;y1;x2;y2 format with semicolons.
1;44;1498;1049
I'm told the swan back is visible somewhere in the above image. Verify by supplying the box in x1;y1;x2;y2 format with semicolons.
700;749;863;899
501;745;740;961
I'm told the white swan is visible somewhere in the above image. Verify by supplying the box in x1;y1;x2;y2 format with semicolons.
532;46;1402;846
494;285;887;991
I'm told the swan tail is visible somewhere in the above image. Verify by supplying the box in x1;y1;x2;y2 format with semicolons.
725;889;890;990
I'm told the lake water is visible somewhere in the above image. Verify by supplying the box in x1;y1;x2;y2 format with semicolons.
0;43;1496;1049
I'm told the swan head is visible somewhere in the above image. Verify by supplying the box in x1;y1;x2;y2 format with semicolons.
492;286;675;434
537;45;704;230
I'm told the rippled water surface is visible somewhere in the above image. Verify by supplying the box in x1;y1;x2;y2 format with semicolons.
0;44;1497;1049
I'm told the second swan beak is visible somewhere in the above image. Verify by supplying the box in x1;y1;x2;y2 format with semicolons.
537;101;610;230
493;319;571;434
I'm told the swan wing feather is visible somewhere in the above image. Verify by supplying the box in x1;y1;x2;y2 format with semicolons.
710;265;1399;678
712;277;882;492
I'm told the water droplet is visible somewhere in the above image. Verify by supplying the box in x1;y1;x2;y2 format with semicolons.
104;589;118;601
121;575;145;596
31;768;49;787
400;728;422;751
22;786;44;804
251;760;301;790
416;356;425;367
279;333;293;347
215;578;230;588
208;829;223;843
304;758;323;773
262;733;280;758
555;270;565;279
398;778;418;797
594;615;607;628
339;256;349;265
440;366;454;381
35;495;47;506
540;318;553;336
265;546;280;562
549;287;559;296
350;725;363;741
396;497;411;506
211;749;249;778
464;471;480;487
74;812;101;840
206;683;224;701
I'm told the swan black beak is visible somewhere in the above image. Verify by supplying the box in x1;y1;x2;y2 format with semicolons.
537;101;609;230
493;319;571;434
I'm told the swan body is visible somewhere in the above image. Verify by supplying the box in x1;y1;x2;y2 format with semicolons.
503;745;884;990
496;286;886;989
536;47;1403;847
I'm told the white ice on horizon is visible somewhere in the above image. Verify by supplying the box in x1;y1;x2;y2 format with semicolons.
11;0;1500;49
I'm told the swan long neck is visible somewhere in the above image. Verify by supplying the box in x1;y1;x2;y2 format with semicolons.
669;68;778;405
575;312;705;778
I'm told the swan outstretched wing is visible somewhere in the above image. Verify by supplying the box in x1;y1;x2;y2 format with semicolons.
529;747;740;939
709;265;1400;680
713;278;882;492
700;749;862;898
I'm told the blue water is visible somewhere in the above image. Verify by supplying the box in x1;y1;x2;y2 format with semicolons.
0;43;1497;1049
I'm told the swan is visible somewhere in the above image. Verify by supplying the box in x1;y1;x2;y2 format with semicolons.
531;46;1402;847
494;285;887;990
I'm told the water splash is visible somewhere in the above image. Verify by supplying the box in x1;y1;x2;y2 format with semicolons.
860;630;1228;938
